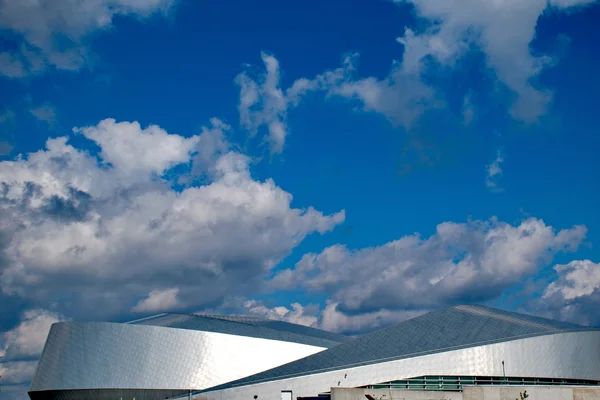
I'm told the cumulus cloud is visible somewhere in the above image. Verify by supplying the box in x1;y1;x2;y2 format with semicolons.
485;149;504;190
241;1;596;139
0;361;37;385
242;299;319;327
394;0;597;122
75;118;201;182
0;309;62;360
0;118;344;319
0;0;175;77
237;298;425;334
539;260;600;326
132;288;180;313
0;309;61;398
318;301;426;334
271;218;586;315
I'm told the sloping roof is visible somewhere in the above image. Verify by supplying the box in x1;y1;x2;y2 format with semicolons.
127;312;348;348
205;304;598;391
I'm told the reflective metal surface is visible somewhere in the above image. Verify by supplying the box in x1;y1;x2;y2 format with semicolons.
210;305;598;388
29;321;327;393
199;331;600;400
130;313;348;347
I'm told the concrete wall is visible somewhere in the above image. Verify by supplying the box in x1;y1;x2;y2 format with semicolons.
331;387;462;400
330;387;600;400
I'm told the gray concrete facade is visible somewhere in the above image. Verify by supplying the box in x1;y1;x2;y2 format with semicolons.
331;386;600;400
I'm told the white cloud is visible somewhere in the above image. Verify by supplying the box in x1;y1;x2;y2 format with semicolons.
546;260;600;300
0;361;37;385
246;1;596;134
485;149;504;190
318;301;425;334
314;52;439;128
236;52;298;154
394;0;597;122
192;118;231;176
236;298;424;334
0;0;175;77
0;118;344;319
75;118;201;182
242;299;319;327
539;260;600;325
0;309;62;398
132;288;180;312
236;50;438;152
0;309;62;360
271;218;586;314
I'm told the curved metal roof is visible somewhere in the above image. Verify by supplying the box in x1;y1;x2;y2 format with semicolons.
127;312;348;348
206;304;599;390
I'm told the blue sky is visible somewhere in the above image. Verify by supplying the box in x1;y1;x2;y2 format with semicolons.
1;0;600;397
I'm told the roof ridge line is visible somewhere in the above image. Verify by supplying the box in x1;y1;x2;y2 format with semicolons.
217;328;590;390
454;305;562;332
123;313;169;324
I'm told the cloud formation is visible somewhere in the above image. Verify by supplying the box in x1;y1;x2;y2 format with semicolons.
238;0;596;145
485;150;504;190
271;218;586;314
397;0;598;121
242;299;319;328
0;0;175;77
0;118;344;319
237;298;427;335
539;260;600;325
29;105;57;127
132;288;180;313
0;309;62;360
0;309;62;393
235;52;315;154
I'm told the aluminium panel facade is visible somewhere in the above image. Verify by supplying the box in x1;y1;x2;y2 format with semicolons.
197;331;600;400
29;321;328;394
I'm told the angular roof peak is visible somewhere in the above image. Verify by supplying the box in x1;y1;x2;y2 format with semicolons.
208;305;596;391
126;312;348;348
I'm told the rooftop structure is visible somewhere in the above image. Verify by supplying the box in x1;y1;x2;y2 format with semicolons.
28;305;600;400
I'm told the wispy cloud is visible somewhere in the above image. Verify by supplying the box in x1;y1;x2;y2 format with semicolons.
29;104;57;127
0;0;176;78
0;109;16;156
485;150;504;191
236;52;317;154
462;92;475;126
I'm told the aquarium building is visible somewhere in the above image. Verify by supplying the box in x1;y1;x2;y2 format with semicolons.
29;305;600;400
